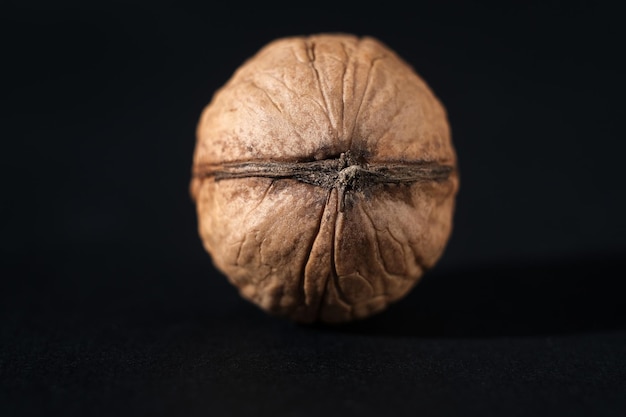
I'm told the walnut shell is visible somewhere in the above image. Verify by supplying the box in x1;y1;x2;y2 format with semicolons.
190;33;459;323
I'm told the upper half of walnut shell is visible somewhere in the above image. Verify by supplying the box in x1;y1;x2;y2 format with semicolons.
191;33;457;199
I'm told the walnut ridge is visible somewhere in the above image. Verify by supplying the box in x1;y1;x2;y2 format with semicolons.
190;33;459;323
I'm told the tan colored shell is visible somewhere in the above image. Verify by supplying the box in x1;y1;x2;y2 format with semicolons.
190;33;459;323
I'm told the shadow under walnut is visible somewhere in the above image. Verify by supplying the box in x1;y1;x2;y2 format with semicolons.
190;33;459;323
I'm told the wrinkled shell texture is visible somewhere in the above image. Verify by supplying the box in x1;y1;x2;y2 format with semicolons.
191;34;459;323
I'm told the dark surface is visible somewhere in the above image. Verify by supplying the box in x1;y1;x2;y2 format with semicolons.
2;252;626;417
2;1;626;416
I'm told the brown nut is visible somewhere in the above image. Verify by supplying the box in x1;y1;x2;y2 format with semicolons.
190;33;459;323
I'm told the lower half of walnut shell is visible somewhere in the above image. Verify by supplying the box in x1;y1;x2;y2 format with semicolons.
193;168;457;323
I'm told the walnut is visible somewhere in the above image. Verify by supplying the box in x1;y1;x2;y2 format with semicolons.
190;33;459;323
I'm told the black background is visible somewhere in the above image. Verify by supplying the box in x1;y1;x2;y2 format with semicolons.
2;1;625;416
